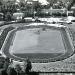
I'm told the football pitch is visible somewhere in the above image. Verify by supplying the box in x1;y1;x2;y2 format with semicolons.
10;28;65;54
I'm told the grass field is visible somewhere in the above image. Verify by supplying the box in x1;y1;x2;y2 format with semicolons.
7;27;66;61
10;28;65;54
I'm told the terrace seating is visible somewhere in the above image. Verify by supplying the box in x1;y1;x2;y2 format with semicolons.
0;26;15;49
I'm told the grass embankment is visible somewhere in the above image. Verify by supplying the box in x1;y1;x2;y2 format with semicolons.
0;26;14;49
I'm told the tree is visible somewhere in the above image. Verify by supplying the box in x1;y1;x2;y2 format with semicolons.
47;0;57;6
65;0;74;10
33;1;41;12
0;1;2;5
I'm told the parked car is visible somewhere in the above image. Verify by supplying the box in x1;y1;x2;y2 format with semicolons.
24;17;35;22
67;16;75;22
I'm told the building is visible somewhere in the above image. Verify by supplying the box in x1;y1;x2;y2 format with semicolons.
71;4;75;16
47;0;73;4
3;0;16;2
60;0;73;4
41;8;67;16
0;0;16;4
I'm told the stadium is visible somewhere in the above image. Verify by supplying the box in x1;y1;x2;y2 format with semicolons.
1;23;74;63
0;0;75;74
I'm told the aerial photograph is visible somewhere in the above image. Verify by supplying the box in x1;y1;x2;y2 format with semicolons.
0;0;75;75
